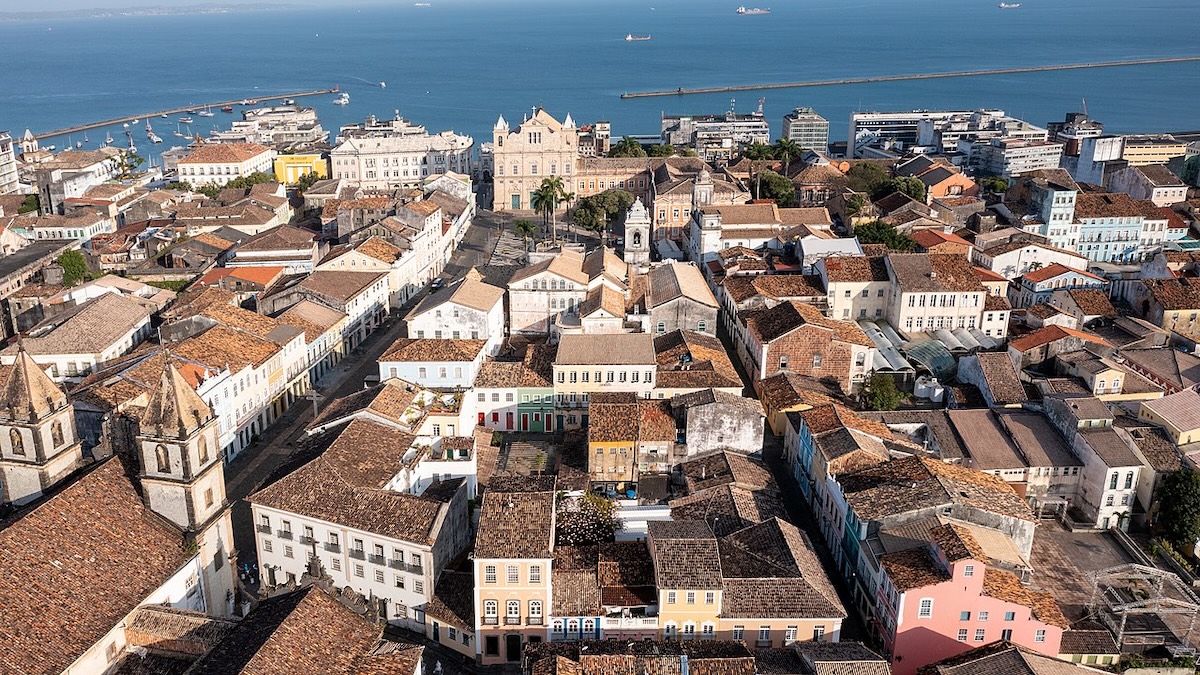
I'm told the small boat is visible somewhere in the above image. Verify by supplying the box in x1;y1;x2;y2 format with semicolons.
123;122;130;129
625;33;651;41
173;125;187;139
47;144;56;151
132;119;140;124
736;5;771;14
283;98;295;105
104;132;113;146
998;2;1020;6
160;113;168;118
198;105;215;118
379;81;387;88
333;92;351;105
148;133;163;144
222;105;234;112
414;2;431;6
179;116;193;124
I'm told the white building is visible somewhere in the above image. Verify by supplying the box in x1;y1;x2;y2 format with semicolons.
1106;165;1188;207
176;143;276;187
33;147;123;215
972;239;1090;280
0;292;152;382
964;137;1064;178
378;338;488;389
249;417;471;630
316;236;424;308
331;113;473;190
0;130;19;194
405;276;506;356
508;247;629;335
849;109;990;158
259;270;391;352
782;107;830;151
27;209;114;243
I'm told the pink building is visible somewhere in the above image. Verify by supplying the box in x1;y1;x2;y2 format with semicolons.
875;524;1067;675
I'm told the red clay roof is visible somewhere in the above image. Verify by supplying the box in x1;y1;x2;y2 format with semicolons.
1021;263;1104;284
911;230;972;248
1008;325;1112;352
178;143;272;164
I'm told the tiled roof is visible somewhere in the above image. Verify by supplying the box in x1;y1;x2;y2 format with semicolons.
1058;628;1119;655
408;277;504;318
0;458;190;675
679;451;775;494
248;419;453;545
720;518;845;617
1063;289;1115;317
553;546;602;616
579;284;626;318
174;324;280;371
474;479;556;559
981;567;1069;628
556;333;656;366
276;299;346;342
1074;192;1144;220
643;263;719;309
474;361;524;389
309;378;419;430
911;229;972;249
670;484;787;536
821;255;891;283
1021;263;1103;284
1144;277;1200;312
186;585;416;675
178;142;272;164
296;270;387;304
650;521;723;590
1140;388;1200;432
588;392;641;443
4;293;150;356
759;372;839;412
839;455;1034;523
653;330;743;391
880;548;951;591
380;338;486;363
985;294;1012;311
919;643;1100;675
424;570;475;628
890;253;986;293
974;352;1026;405
929;522;988;562
1008;325;1111;353
746;300;872;347
238;225;315;252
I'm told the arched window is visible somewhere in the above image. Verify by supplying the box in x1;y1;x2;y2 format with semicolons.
483;600;497;622
1124;472;1134;489
51;420;64;447
529;600;542;620
10;429;24;456
155;444;170;473
633;231;642;246
506;600;520;618
583;618;595;634
683;622;696;638
198;435;210;464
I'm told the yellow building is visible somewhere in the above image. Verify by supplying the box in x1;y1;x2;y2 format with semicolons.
273;153;329;184
1139;389;1200;445
587;393;677;493
1121;135;1188;166
493;108;578;212
473;478;556;665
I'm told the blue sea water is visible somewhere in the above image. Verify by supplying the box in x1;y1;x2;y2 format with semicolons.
1;0;1198;160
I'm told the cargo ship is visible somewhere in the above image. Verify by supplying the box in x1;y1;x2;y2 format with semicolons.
736;6;771;14
625;33;651;41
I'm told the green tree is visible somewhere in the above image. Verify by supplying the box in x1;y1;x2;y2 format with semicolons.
844;192;867;217
773;138;802;174
513;218;537;251
18;195;39;214
743;142;776;161
748;170;795;207
530;176;573;242
980;175;1010;194
1156;469;1200;548
573;203;608;242
198;184;223;200
294;171;322;192
853;220;916;251
647;144;674;157
165;181;192;192
875;175;927;203
846;162;889;194
56;249;88;286
571;189;635;245
115;149;145;179
608;136;646;158
865;374;904;411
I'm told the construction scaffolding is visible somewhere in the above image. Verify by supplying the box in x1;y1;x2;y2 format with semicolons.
1088;564;1200;653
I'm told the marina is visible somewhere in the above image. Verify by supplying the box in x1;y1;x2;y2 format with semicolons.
618;55;1200;99
30;86;339;140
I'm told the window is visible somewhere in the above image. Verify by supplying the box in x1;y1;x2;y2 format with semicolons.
1004;611;1015;621
918;598;933;618
702;622;715;639
697;320;707;332
964;564;975;577
507;565;518;583
263;539;273;552
686;591;695;604
204;488;214;508
530;565;541;583
759;626;771;641
667;591;676;604
354;564;364;577
812;353;822;368
529;600;542;620
506;600;520;618
1105;495;1114;507
785;626;798;642
155;444;170;473
705;591;715;604
665;622;678;638
284;545;294;558
375;569;385;583
1035;629;1046;643
395;575;404;588
812;625;825;641
733;626;744;640
683;622;696;638
1001;629;1013;641
960;611;971;621
656;321;666;334
1125;472;1134;489
979;611;989;622
1110;472;1118;489
484;600;497;619
974;629;986;642
958;629;969;642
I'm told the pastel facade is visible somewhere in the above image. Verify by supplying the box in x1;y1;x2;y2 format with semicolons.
492;109;578;212
273;153;329;184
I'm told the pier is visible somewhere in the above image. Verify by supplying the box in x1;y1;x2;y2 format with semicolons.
33;86;340;140
618;56;1200;99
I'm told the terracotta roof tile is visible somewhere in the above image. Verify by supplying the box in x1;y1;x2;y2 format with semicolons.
1008;325;1111;353
474;478;556;559
981;568;1069;628
178;142;272;165
380;338;486;363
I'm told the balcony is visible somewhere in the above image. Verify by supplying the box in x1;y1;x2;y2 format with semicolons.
505;615;522;625
324;543;342;553
350;549;366;560
276;530;294;540
388;558;405;570
602;616;659;630
256;524;272;534
368;554;385;565
483;617;498;626
528;615;543;625
298;536;315;546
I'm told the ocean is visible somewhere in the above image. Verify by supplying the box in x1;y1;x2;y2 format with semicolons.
1;0;1198;160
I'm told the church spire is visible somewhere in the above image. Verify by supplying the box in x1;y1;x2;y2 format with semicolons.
1;344;66;422
140;360;213;440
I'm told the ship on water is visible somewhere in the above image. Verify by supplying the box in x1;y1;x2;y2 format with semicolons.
625;33;651;41
736;6;771;14
998;2;1021;6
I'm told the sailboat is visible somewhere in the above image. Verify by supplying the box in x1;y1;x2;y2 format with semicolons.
146;121;163;144
173;124;188;139
104;131;114;146
198;105;215;118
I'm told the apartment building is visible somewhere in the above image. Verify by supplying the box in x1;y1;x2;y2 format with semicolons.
0;131;19;194
552;333;657;429
330;113;472;190
508;247;628;335
176;143;275;187
661;109;771;163
782;107;830;151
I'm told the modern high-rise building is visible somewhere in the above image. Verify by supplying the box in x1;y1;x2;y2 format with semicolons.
661;107;770;163
0;131;19;195
848;109;997;158
782;107;829;151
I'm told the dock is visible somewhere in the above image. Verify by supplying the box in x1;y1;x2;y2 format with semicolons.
618;56;1200;99
33;86;340;140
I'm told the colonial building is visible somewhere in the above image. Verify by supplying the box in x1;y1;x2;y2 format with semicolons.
330;112;473;190
552;333;657;429
405;276;505;356
508;247;628;335
176;143;275;187
493;108;578;212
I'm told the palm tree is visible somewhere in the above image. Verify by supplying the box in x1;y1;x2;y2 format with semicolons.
514;219;537;252
530;184;555;240
743;142;774;161
609;136;646;158
534;176;572;242
774;138;802;175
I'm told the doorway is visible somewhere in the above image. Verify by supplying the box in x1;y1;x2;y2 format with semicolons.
505;635;522;662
